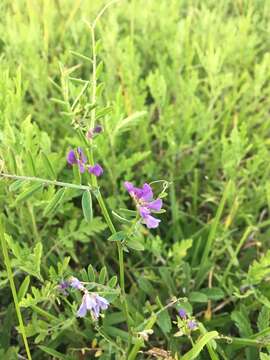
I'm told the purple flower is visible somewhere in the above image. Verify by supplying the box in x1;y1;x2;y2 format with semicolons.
88;164;103;177
178;308;187;319
58;281;69;295
69;277;85;291
87;125;103;139
124;182;163;229
67;147;87;173
187;320;197;330
77;291;109;319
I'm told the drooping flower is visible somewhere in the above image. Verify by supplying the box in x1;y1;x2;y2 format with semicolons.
77;291;109;319
69;276;85;291
87;125;103;139
67;147;87;173
178;308;187;319
88;164;103;177
124;182;163;229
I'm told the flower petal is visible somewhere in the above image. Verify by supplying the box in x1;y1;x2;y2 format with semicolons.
77;296;88;317
96;295;109;310
67;150;77;165
142;214;160;229
124;181;135;194
141;183;153;201
147;198;163;211
77;147;87;163
88;164;103;177
139;206;150;218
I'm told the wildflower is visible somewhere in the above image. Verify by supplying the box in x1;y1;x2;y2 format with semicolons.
58;281;69;295
87;125;103;139
124;182;163;229
69;276;85;291
67;147;87;173
77;291;109;319
187;320;197;330
88;163;103;177
178;308;187;319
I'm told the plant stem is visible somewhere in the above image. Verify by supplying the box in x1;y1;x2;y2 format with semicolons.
0;219;32;360
0;173;91;191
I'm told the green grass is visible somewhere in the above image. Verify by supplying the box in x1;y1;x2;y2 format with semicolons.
1;0;270;359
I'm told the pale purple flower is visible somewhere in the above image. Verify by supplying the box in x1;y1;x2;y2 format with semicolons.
178;308;187;319
88;164;103;177
87;125;103;139
124;182;163;229
67;147;87;173
69;277;85;291
187;320;197;330
77;291;109;319
58;281;69;295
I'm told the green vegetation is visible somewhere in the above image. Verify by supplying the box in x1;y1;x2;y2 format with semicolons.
1;0;270;359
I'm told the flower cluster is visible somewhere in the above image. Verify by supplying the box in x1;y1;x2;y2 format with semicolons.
124;182;163;229
174;308;198;337
58;277;109;320
67;147;103;176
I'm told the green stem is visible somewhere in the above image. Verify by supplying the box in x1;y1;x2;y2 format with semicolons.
0;173;91;191
0;219;32;360
95;191;131;332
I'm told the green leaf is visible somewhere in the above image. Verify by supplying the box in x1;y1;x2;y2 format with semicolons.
15;183;43;203
108;231;126;242
200;288;225;300
39;346;68;360
41;151;56;179
99;266;107;284
43;188;66;216
9;180;27;192
18;276;30;302
181;331;219;360
108;275;118;288
82;190;93;222
157;309;172;334
87;264;95;282
126;238;144;251
189;291;208;303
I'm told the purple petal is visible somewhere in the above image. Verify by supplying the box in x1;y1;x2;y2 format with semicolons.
67;150;77;165
92;304;100;319
140;183;153;202
93;125;103;134
88;164;103;177
77;295;88;317
142;214;160;229
85;293;97;310
147;198;163;211
77;147;87;163
178;308;187;319
124;181;135;194
70;277;84;290
188;320;197;330
96;295;109;310
139;206;150;218
77;160;85;173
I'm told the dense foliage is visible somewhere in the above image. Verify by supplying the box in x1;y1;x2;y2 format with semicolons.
1;0;270;359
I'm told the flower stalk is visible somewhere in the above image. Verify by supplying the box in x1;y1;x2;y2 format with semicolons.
0;218;32;360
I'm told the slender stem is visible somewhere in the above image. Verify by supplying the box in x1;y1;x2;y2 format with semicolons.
86;3;131;341
95;191;130;330
0;219;32;360
0;173;91;191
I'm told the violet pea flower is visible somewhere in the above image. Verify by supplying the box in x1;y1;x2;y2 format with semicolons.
124;182;163;229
